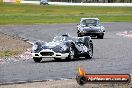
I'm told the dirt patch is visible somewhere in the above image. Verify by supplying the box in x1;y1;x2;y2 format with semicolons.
0;32;32;61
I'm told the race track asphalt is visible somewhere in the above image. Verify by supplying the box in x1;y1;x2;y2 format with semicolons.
0;22;132;84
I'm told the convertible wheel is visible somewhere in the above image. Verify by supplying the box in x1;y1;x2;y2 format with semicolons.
33;57;42;62
78;33;81;37
54;58;61;61
78;33;83;37
66;46;75;61
85;43;93;59
83;37;93;59
97;34;104;39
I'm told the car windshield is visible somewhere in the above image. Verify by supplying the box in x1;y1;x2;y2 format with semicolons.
81;19;98;26
53;36;68;42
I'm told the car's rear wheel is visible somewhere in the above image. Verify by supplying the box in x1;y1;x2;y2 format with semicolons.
33;57;42;62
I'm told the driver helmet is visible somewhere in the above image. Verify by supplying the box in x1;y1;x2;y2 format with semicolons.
62;33;70;41
62;33;70;37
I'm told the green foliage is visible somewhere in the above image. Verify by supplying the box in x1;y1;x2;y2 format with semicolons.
0;50;16;57
0;3;132;24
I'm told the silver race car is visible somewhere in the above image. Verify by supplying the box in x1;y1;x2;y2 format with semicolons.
77;18;105;39
32;34;93;62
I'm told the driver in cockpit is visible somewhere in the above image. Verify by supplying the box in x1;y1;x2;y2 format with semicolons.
62;33;70;41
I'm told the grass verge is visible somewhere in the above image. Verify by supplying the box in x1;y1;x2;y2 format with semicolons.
0;50;17;57
0;32;31;58
0;3;132;24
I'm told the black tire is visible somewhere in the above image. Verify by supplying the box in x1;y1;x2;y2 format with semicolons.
97;34;104;39
83;37;93;59
33;57;42;62
78;33;81;37
83;37;90;47
85;43;93;59
54;58;61;61
66;44;75;61
100;35;104;39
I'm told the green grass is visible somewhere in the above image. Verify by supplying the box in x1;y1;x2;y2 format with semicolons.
0;50;16;57
0;3;132;24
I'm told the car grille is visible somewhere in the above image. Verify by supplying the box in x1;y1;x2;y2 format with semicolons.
40;52;54;56
86;30;98;32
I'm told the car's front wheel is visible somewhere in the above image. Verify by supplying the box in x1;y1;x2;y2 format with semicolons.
66;46;75;61
97;34;104;39
83;37;93;59
33;57;42;62
78;33;81;37
85;42;93;59
54;58;61;61
78;33;84;37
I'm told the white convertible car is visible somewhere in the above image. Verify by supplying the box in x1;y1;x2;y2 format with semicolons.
32;34;93;62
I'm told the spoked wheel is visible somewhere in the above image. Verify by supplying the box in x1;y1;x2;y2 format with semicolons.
85;43;93;59
66;46;75;61
83;37;93;59
70;47;75;59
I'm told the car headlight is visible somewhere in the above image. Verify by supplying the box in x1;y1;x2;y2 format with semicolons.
80;29;86;33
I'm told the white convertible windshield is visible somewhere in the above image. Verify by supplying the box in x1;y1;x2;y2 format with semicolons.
81;19;98;26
